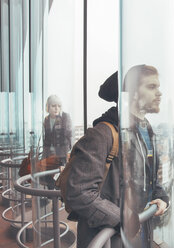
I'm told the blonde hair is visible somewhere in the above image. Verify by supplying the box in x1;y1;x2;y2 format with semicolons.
45;95;62;113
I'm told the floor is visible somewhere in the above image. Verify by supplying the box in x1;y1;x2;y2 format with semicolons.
0;192;77;248
0;189;167;248
0;194;19;248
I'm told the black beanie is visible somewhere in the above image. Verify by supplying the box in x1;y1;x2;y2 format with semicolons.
98;71;118;103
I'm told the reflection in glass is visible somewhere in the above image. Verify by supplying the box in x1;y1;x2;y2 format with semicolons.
37;95;72;190
120;65;172;247
29;1;77;246
121;65;166;246
120;1;174;247
43;95;72;162
0;93;9;143
1;0;10;144
0;0;25;149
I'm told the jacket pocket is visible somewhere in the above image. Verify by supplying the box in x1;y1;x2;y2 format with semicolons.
88;209;106;228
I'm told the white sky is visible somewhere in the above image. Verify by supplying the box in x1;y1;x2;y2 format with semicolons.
121;0;174;127
47;0;174;128
47;0;118;126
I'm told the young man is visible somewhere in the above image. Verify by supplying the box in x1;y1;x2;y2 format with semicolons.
122;65;169;247
66;73;121;247
65;65;168;247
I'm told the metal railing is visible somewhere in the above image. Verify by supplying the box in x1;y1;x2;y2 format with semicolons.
87;203;157;248
0;155;28;195
14;170;76;248
87;228;117;248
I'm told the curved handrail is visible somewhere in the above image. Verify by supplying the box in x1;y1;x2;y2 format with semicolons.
87;228;117;248
87;203;158;248
2;188;21;202
2;202;31;224
0;155;28;168
14;170;69;248
120;228;134;248
16;221;32;248
121;203;158;248
16;219;69;248
139;203;157;223
14;170;61;197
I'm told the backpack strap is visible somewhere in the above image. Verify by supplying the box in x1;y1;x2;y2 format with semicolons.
99;121;119;189
101;121;119;162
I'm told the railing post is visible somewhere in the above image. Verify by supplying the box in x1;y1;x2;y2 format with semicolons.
21;192;26;243
52;197;60;248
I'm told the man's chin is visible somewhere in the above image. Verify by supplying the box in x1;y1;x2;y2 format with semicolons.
147;107;160;114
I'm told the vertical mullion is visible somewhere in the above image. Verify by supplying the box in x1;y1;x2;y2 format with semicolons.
42;1;44;128
29;0;31;93
0;1;2;137
8;0;11;93
0;1;2;92
83;0;87;133
8;0;11;140
22;0;25;150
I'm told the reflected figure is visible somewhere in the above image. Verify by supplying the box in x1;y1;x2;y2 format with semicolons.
43;95;72;163
122;65;169;247
41;95;72;189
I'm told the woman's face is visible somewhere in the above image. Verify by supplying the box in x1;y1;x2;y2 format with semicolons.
49;104;61;118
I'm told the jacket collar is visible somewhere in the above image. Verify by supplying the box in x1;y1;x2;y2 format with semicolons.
129;114;154;138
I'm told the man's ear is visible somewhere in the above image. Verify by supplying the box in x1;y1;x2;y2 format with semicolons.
133;92;138;100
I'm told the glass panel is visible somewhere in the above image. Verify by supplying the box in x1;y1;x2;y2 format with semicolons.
0;92;9;144
31;0;83;246
22;0;30;150
9;0;24;149
0;0;10;144
29;1;47;246
87;0;119;126
0;0;31;231
30;0;44;143
120;1;174;247
47;0;83;137
1;0;9;93
0;3;1;94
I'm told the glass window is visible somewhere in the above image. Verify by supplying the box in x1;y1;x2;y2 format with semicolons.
0;0;10;144
120;1;174;247
87;0;118;126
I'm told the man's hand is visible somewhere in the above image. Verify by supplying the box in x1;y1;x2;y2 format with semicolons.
66;153;71;162
150;199;167;216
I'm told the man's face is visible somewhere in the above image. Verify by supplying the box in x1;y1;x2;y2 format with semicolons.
136;74;162;114
49;104;61;118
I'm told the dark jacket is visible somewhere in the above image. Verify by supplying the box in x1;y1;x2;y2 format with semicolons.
66;107;168;248
43;112;72;158
66;107;120;247
127;115;168;209
123;115;169;247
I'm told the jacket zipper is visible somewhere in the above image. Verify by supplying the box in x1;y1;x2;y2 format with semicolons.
136;133;146;192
